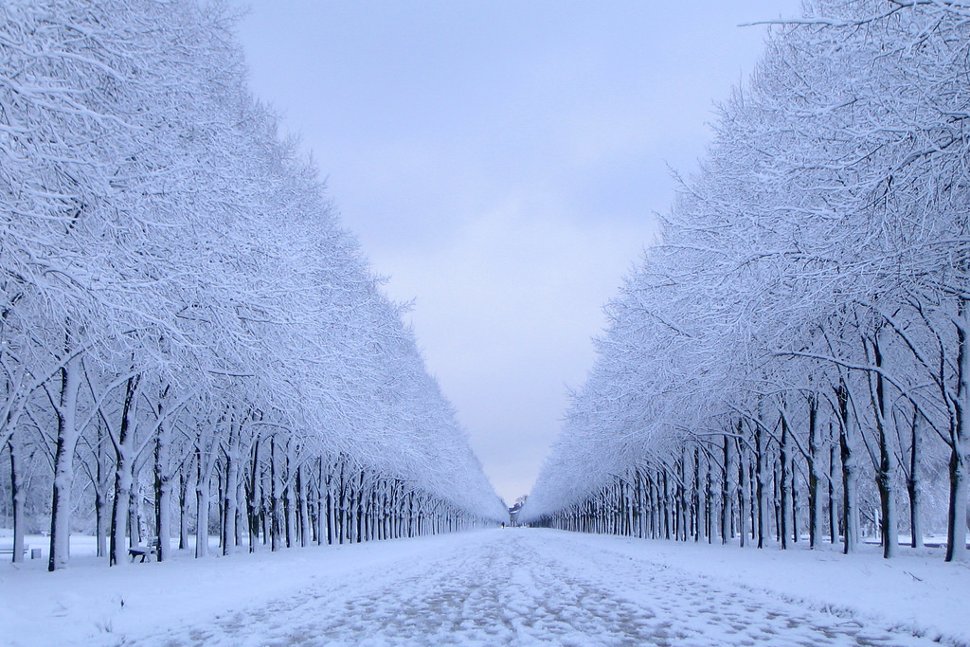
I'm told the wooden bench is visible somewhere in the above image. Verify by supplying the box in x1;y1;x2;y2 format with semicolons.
0;544;30;560
128;537;159;563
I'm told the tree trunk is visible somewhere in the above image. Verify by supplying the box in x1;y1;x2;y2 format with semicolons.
128;484;142;547
109;449;132;566
946;299;969;562
270;436;280;552
8;435;25;563
327;462;336;545
248;437;261;553
737;437;748;548
754;420;768;548
828;426;838;546
339;459;348;544
298;464;310;547
48;353;81;572
154;418;173;562
109;374;139;567
807;395;822;548
838;381;860;554
179;466;191;551
792;462;799;543
945;444;967;562
222;423;239;556
95;419;109;559
780;412;791;549
283;443;295;548
908;411;924;548
235;475;245;547
662;468;671;540
721;432;733;544
355;470;365;543
195;445;213;558
773;463;781;543
316;457;325;546
871;332;897;558
95;490;107;559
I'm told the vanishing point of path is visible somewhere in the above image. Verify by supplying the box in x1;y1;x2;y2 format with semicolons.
137;530;939;647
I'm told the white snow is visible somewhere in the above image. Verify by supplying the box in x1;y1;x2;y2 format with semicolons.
2;529;968;646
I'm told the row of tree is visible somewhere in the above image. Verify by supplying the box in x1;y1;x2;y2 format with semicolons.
0;0;506;571
521;0;970;562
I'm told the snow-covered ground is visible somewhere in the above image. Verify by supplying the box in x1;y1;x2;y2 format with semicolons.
2;528;968;646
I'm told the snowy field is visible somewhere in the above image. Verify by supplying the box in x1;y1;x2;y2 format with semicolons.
2;529;968;646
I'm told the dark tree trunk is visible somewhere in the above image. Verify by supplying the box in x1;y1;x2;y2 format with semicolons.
871;333;897;558
754;422;767;549
828;423;838;546
780;412;790;550
807;395;821;548
908;411;923;548
838;380;860;554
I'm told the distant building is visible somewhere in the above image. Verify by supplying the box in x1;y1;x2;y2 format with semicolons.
508;495;527;527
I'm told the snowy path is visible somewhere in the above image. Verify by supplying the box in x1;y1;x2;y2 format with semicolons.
133;530;944;647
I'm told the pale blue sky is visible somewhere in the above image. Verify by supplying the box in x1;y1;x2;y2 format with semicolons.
232;1;801;503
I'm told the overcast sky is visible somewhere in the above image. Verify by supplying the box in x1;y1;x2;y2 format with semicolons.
232;1;801;504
